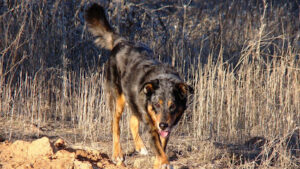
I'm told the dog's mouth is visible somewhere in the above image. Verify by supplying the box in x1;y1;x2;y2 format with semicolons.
158;129;170;138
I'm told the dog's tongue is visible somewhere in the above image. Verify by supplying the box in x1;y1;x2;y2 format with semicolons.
159;130;169;138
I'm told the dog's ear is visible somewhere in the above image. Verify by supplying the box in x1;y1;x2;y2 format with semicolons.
176;83;194;99
141;79;159;96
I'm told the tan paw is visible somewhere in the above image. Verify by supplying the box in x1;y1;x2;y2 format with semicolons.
161;164;173;169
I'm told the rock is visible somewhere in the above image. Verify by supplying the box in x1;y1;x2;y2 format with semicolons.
54;138;66;149
28;137;53;158
74;159;93;169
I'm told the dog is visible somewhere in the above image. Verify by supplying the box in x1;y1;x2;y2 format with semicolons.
85;4;193;169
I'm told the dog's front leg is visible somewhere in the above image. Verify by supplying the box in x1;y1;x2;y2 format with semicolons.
160;136;169;152
150;129;172;169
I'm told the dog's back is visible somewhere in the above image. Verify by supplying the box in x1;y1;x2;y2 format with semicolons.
85;4;184;120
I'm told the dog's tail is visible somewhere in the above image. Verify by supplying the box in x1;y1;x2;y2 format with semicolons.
85;4;122;50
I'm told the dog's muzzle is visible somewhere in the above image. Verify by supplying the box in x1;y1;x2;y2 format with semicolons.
158;122;170;138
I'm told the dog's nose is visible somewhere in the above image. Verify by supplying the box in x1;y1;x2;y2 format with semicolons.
159;122;168;130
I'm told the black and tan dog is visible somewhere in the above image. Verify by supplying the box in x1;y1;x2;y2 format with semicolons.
85;4;193;169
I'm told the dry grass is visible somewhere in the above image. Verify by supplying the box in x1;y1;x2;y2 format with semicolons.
0;0;299;168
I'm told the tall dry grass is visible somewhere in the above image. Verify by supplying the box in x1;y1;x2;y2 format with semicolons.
0;0;299;167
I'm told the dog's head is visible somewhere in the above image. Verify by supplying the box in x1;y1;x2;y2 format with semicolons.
141;78;193;138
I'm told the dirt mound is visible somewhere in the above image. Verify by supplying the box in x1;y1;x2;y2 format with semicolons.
0;137;128;169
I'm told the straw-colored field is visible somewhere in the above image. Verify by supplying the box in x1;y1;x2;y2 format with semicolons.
1;0;299;168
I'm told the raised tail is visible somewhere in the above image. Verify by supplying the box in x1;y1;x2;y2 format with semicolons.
85;4;122;50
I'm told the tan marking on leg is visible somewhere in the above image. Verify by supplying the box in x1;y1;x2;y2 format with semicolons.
160;136;169;151
153;132;169;169
112;94;125;165
130;115;147;154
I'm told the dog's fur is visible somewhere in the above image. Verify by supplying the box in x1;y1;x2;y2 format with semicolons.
85;4;193;169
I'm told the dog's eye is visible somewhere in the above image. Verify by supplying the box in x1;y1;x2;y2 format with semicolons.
169;103;176;111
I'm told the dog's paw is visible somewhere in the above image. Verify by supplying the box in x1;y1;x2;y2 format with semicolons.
139;147;148;155
161;164;174;169
112;156;124;166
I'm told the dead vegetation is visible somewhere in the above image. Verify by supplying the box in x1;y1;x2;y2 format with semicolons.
213;128;299;168
0;0;299;168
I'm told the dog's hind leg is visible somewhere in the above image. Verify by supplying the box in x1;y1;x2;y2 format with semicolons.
112;93;126;165
130;114;148;155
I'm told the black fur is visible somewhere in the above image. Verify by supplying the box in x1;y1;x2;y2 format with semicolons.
85;3;193;168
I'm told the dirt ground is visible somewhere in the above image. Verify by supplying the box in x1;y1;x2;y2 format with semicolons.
0;136;212;169
0;118;299;169
0;136;133;169
0;118;211;169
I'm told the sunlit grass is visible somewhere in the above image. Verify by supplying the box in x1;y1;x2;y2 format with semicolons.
0;0;299;167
